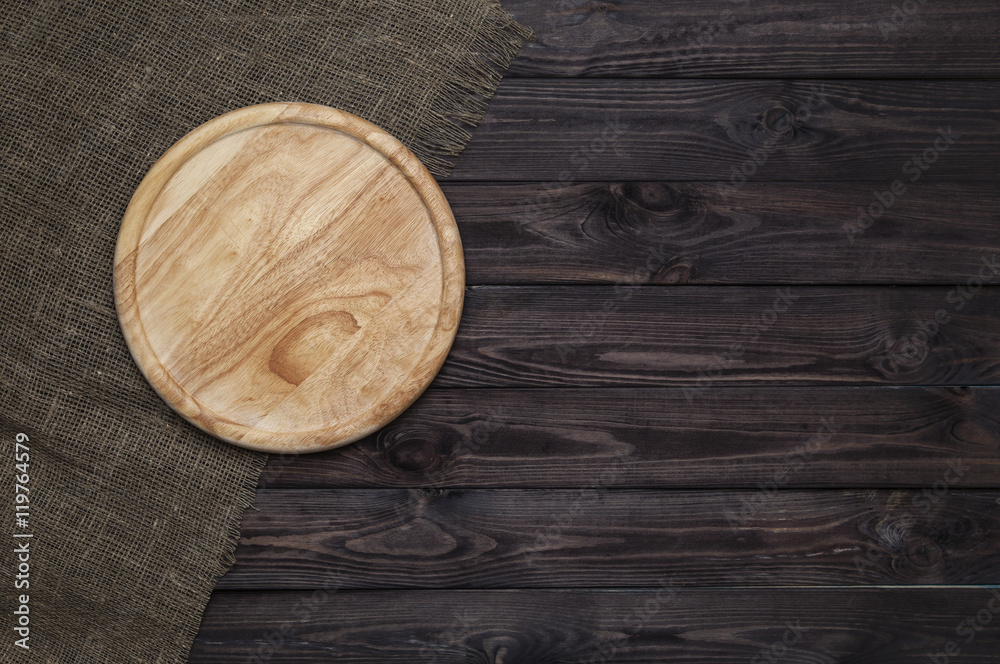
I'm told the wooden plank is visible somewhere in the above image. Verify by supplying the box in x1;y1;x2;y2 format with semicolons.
193;588;1000;663
447;80;1000;181
445;182;1000;285
219;489;1000;589
434;286;1000;387
259;387;1000;489
503;0;1000;78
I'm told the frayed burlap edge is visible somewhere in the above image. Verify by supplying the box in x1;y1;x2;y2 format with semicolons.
181;453;269;664
414;2;535;175
161;4;533;659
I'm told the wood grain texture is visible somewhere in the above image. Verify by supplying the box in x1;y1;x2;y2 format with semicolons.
437;286;1000;387
258;387;1000;489
445;182;1000;285
193;588;1000;663
113;103;464;453
502;0;1000;78
219;489;1000;588
448;80;1000;181
195;3;1000;658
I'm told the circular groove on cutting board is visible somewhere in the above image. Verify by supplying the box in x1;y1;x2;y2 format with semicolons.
114;103;464;453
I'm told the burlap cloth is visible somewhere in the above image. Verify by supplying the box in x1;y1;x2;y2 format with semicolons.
0;2;530;661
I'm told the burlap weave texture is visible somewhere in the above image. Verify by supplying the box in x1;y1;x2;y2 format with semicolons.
0;1;530;661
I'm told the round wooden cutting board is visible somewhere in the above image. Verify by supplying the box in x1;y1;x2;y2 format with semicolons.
114;103;464;454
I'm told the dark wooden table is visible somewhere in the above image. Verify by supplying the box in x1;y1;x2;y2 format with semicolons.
190;2;1000;662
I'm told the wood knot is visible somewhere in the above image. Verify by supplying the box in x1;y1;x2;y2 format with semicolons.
904;536;944;569
618;182;687;216
601;183;691;242
380;426;442;473
762;106;795;136
653;260;692;284
872;335;929;378
950;418;996;449
595;184;699;283
269;310;359;385
869;514;915;553
482;635;523;664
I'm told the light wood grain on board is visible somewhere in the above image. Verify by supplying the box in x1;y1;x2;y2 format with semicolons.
114;103;464;453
